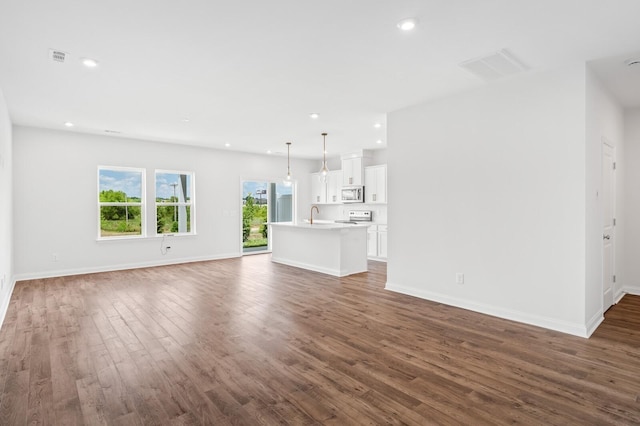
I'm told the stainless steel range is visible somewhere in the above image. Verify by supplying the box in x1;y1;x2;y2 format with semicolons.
335;210;372;224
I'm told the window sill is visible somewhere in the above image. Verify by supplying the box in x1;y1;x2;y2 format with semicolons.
96;233;197;242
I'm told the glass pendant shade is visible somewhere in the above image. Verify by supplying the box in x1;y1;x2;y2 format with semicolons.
319;133;329;175
283;142;293;186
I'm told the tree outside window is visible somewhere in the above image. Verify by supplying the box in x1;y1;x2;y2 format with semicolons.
98;167;144;238
156;171;195;235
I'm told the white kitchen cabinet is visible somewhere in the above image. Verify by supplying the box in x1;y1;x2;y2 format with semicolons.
310;171;341;204
342;157;363;186
367;228;378;257
326;170;343;204
364;165;387;204
310;172;327;204
378;225;388;258
367;224;387;261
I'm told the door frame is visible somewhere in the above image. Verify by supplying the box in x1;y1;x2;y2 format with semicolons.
602;139;616;311
239;177;296;256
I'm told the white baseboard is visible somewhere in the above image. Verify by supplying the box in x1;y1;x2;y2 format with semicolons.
12;253;241;282
0;277;17;331
585;310;604;337
271;257;366;277
385;282;590;338
623;286;640;296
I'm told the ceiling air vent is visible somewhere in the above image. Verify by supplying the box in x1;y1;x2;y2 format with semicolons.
459;49;529;82
49;49;68;63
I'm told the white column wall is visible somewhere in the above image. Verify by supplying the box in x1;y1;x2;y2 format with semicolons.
387;64;589;336
623;109;640;294
585;68;625;329
0;88;13;327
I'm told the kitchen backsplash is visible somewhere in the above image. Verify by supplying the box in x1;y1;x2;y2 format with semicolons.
311;204;387;224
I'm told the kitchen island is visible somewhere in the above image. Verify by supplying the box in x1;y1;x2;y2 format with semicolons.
269;222;369;277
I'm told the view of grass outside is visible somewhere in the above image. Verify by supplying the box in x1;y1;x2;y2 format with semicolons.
99;168;144;237
243;193;268;248
99;191;143;237
156;203;191;233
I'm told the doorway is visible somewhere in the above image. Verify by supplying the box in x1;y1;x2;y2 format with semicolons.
602;140;615;311
242;180;294;254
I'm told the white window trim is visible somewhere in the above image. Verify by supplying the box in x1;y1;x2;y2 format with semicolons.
154;169;196;236
97;165;146;240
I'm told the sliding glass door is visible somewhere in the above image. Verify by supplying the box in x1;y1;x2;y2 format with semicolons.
242;180;293;254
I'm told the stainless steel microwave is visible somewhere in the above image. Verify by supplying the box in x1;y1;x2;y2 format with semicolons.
341;186;364;203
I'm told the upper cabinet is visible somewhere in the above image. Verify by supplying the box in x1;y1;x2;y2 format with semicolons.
364;164;387;204
326;170;343;204
342;157;363;186
310;170;342;204
310;172;327;204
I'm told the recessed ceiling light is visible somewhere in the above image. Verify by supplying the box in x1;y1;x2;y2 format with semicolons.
397;17;418;31
181;118;190;123
224;142;231;147
309;113;319;119
374;123;382;128
376;139;383;144
64;121;74;127
81;58;98;68
266;150;272;154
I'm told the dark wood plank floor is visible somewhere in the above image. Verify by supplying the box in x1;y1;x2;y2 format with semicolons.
1;255;639;425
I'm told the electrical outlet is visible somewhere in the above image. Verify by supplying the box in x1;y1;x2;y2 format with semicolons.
455;273;464;285
52;253;58;262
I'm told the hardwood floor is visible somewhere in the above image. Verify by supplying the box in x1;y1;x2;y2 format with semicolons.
1;255;639;425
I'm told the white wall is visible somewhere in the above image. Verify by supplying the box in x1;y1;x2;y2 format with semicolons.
623;109;640;294
0;88;13;326
12;126;317;279
387;64;591;336
585;68;625;327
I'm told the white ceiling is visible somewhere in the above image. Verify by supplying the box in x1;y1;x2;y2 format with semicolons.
1;0;639;159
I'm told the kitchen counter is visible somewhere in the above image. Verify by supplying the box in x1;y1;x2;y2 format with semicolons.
269;222;368;277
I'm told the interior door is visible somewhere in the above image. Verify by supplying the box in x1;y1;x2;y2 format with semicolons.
602;142;615;311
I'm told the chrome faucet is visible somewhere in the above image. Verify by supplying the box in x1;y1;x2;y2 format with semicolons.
310;205;319;224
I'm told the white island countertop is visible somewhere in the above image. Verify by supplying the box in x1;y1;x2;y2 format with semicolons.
269;221;371;230
269;221;368;277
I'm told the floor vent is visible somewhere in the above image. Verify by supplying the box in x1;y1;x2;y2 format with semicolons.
459;49;529;82
49;49;68;63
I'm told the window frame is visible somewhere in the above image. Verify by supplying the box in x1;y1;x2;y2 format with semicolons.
154;169;196;236
97;165;146;240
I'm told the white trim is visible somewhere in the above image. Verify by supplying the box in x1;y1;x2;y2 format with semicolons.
614;290;626;304
585;310;604;337
271;257;365;277
12;253;240;282
623;286;640;296
385;281;590;338
0;278;17;330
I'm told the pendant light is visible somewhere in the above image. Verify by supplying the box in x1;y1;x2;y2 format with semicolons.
319;132;329;176
283;142;293;186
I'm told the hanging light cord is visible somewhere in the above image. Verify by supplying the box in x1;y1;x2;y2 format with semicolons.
286;142;291;177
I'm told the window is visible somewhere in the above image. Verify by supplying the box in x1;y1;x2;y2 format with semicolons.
155;170;195;234
98;167;145;238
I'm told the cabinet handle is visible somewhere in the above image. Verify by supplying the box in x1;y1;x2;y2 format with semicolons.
317;196;320;202
373;194;376;202
333;195;336;202
349;177;353;185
